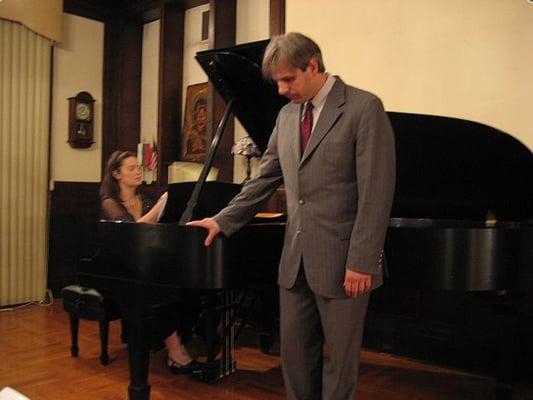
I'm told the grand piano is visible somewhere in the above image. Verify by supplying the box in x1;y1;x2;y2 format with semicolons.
385;112;533;292
78;39;533;400
79;40;287;400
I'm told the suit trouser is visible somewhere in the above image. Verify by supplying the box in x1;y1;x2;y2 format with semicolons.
280;267;370;400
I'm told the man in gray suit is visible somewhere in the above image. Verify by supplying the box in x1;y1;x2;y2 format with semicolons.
188;32;396;400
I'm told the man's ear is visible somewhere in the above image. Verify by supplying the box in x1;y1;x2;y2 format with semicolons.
308;58;319;74
112;170;120;179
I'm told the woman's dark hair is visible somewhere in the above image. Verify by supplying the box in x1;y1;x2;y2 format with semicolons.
99;150;138;202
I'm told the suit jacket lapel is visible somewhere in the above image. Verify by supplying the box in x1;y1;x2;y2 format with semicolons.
300;79;346;165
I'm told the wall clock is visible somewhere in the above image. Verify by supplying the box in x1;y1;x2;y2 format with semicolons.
67;91;95;148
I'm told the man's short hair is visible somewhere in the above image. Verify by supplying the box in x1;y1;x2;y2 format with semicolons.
262;32;325;80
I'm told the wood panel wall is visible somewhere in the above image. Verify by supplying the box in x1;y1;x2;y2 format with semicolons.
48;182;100;294
158;2;185;189
102;14;143;166
365;286;533;381
270;0;285;36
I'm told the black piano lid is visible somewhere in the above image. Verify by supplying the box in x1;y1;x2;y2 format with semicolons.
196;40;533;222
389;112;533;222
196;40;289;154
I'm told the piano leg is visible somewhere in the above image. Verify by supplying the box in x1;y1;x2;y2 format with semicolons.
203;292;219;364
119;299;154;400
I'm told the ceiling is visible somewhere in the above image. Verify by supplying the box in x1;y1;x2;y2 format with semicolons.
64;0;209;22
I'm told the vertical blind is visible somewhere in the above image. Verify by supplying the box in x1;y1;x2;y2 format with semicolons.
0;19;51;305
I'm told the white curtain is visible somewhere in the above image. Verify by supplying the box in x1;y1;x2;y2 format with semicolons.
0;19;51;305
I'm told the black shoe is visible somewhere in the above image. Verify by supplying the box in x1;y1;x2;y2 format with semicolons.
167;358;204;375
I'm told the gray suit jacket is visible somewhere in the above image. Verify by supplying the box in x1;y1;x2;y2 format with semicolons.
214;78;396;298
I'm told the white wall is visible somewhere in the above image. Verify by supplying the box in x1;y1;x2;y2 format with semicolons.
286;0;533;150
182;4;210;120
140;20;160;144
233;0;270;183
236;0;269;45
50;13;103;183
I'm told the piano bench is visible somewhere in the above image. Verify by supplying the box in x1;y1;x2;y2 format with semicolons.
61;285;124;365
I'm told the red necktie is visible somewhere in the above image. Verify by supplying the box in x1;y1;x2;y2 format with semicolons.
301;102;314;153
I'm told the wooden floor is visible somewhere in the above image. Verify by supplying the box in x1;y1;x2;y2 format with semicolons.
1;300;532;400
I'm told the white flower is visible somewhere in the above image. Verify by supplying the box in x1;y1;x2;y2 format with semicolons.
231;136;261;158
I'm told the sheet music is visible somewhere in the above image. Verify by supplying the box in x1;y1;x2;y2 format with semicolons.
156;192;168;222
0;387;31;400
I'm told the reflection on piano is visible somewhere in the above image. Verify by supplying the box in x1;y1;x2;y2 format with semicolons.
78;38;533;400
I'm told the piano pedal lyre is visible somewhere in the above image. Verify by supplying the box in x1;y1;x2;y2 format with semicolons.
198;289;237;382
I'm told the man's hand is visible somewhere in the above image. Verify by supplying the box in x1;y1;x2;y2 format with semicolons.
343;269;371;298
186;218;221;246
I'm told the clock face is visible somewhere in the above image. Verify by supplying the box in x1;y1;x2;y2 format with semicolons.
76;103;91;121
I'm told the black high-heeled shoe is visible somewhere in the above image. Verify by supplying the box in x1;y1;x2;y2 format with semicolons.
167;358;204;374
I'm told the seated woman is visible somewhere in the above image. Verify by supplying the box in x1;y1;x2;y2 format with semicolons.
100;150;201;374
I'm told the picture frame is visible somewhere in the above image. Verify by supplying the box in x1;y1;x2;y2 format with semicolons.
181;83;208;162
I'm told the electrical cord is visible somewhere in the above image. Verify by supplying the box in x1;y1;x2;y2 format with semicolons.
0;289;54;312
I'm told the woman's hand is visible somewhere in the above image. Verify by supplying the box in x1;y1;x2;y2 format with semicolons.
157;191;168;203
137;191;168;224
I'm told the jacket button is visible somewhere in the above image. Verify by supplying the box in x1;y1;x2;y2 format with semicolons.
298;199;305;205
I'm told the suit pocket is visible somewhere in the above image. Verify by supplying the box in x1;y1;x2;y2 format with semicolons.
337;222;353;240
